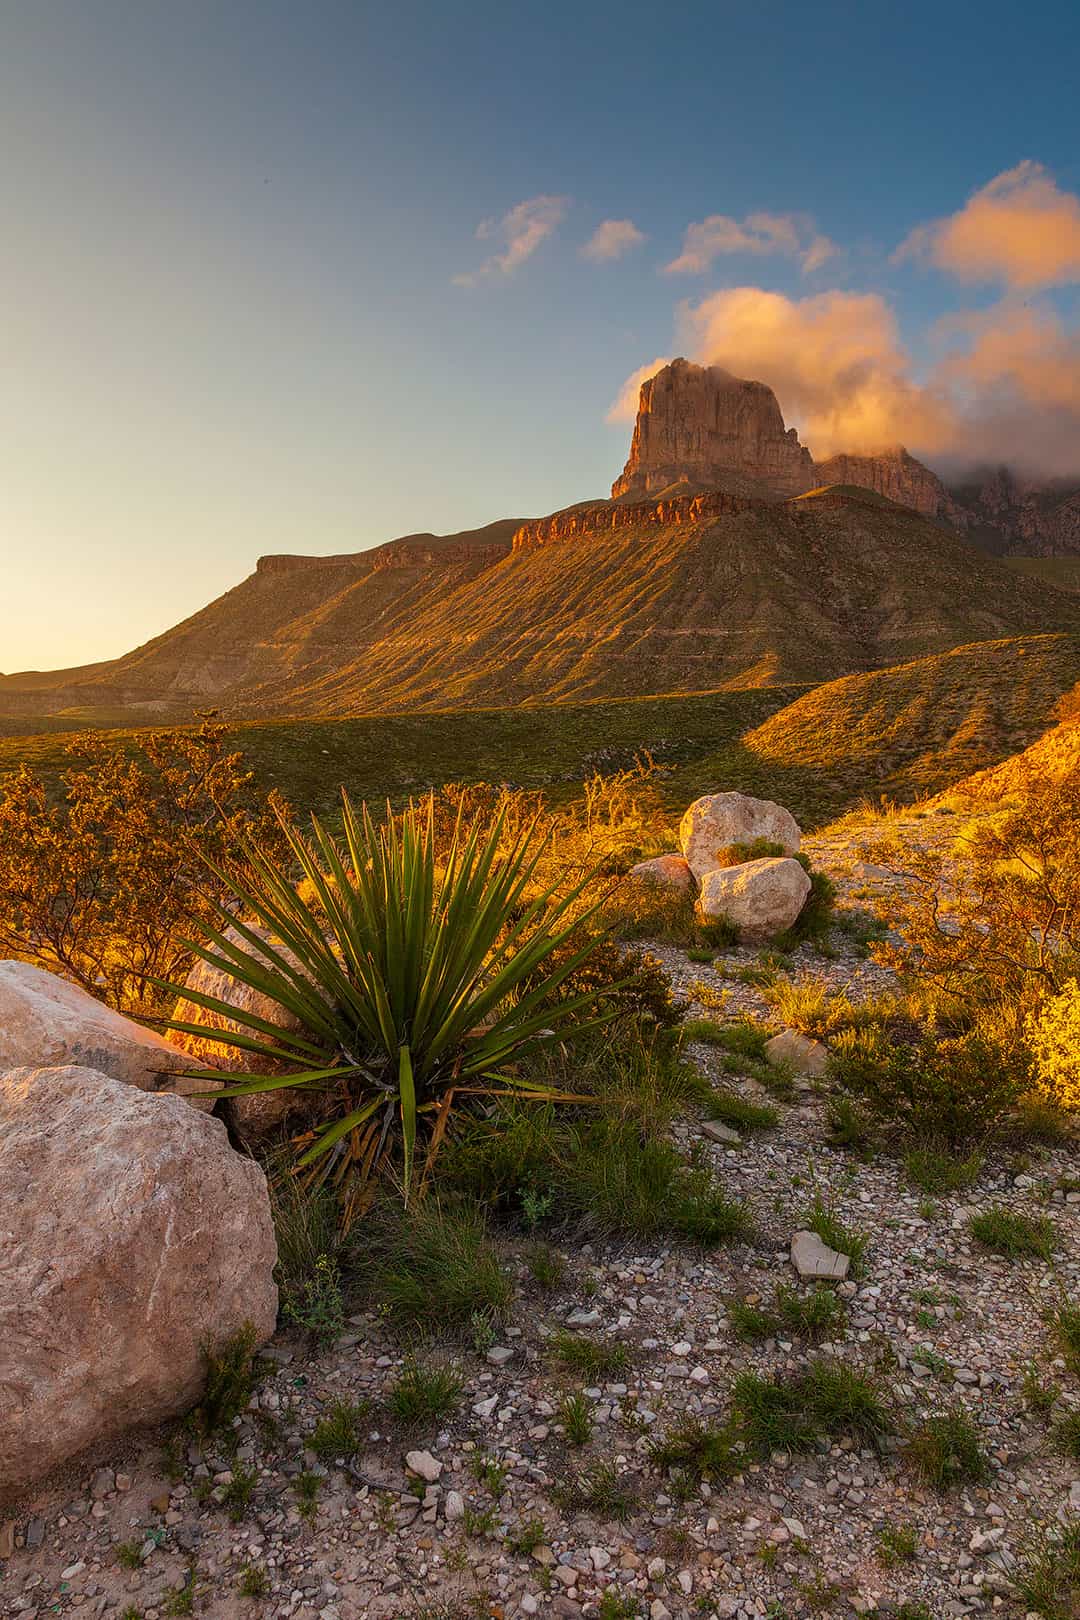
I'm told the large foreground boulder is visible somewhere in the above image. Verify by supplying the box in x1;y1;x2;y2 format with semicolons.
0;1065;277;1506
698;857;810;943
0;961;220;1111
679;792;801;881
170;926;320;1135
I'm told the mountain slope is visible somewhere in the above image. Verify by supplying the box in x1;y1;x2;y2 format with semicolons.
5;488;1079;728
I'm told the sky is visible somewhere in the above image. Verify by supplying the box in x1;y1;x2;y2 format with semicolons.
3;0;1080;673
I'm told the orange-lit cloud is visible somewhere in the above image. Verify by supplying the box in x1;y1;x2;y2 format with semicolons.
612;284;1080;476
665;211;837;276
453;195;569;286
582;218;646;262
678;286;949;455
606;355;673;423
896;161;1080;290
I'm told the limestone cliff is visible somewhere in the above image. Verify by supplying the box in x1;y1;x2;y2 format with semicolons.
812;448;964;525
612;359;815;500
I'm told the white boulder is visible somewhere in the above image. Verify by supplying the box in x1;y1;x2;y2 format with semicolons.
0;1065;277;1506
679;792;801;881
698;857;810;944
0;960;219;1111
627;854;696;894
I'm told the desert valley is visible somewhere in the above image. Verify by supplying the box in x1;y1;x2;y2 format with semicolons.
3;10;1080;1620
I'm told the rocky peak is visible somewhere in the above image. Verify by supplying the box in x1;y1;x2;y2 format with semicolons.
811;447;965;525
612;358;815;500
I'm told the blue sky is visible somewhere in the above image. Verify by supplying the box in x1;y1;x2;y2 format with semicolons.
3;0;1080;670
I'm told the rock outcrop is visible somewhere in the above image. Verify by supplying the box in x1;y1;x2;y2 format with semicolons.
698;857;811;943
812;448;964;525
0;1065;277;1505
948;466;1080;556
679;792;801;883
612;359;815;500
0;961;219;1110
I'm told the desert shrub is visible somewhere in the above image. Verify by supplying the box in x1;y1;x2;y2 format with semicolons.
270;1173;348;1345
386;1361;463;1425
310;1397;371;1461
763;980;893;1039
545;937;680;1027
872;768;1080;1051
776;859;837;947
1026;980;1080;1111
828;1027;1023;1149
191;1324;264;1437
167;792;614;1199
607;880;698;945
714;837;786;866
0;717;281;1014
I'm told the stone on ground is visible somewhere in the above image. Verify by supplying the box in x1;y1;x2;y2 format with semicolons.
764;1028;828;1076
0;960;220;1110
679;792;801;881
790;1229;850;1281
701;1120;742;1146
627;854;696;893
698;857;810;943
0;1064;277;1507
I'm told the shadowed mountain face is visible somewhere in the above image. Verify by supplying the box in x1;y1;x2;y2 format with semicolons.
4;486;1078;727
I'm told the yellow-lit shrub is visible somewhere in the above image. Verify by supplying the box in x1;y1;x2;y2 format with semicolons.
1026;981;1080;1111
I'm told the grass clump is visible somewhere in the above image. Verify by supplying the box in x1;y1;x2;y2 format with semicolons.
648;1416;742;1483
362;1202;512;1333
559;1391;594;1446
969;1206;1057;1261
293;1471;320;1523
732;1359;890;1455
549;1331;629;1380
310;1397;371;1461
271;1177;347;1348
526;1243;565;1289
1015;1523;1080;1620
903;1146;982;1194
386;1361;464;1426
505;1515;547;1555
729;1284;845;1343
905;1407;989;1489
876;1524;919;1566
705;1089;780;1132
238;1565;271;1598
552;1461;637;1521
1053;1410;1080;1460
1049;1298;1080;1373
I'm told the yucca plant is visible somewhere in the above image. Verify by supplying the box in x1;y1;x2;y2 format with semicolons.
166;792;612;1207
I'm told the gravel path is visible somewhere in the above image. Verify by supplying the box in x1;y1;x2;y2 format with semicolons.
3;817;1078;1620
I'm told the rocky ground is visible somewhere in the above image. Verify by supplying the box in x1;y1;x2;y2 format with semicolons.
3;815;1078;1620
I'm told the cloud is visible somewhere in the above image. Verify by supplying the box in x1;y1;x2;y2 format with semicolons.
605;356;673;423
582;218;646;262
895;161;1080;290
453;195;569;286
664;211;837;276
678;286;947;455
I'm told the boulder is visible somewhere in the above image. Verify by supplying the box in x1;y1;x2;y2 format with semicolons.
170;925;321;1135
764;1029;829;1077
627;854;696;894
0;1065;277;1506
698;858;810;944
679;793;801;881
0;961;219;1111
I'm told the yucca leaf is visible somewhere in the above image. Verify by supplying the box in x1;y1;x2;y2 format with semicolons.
398;1044;417;1205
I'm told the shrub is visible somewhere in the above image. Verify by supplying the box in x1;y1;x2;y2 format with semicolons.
271;1175;348;1346
0;717;281;1014
167;792;614;1197
191;1324;263;1437
905;1407;988;1488
1026;981;1080;1110
776;861;837;947
386;1361;463;1425
969;1206;1057;1261
829;1027;1023;1149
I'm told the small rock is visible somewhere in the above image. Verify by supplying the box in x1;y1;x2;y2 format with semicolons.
444;1490;465;1522
404;1449;442;1483
790;1230;850;1281
701;1121;742;1147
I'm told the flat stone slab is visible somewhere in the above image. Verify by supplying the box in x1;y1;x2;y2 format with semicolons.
790;1229;850;1281
701;1121;742;1147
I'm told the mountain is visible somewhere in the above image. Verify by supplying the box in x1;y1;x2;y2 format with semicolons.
613;358;1080;555
4;483;1078;728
